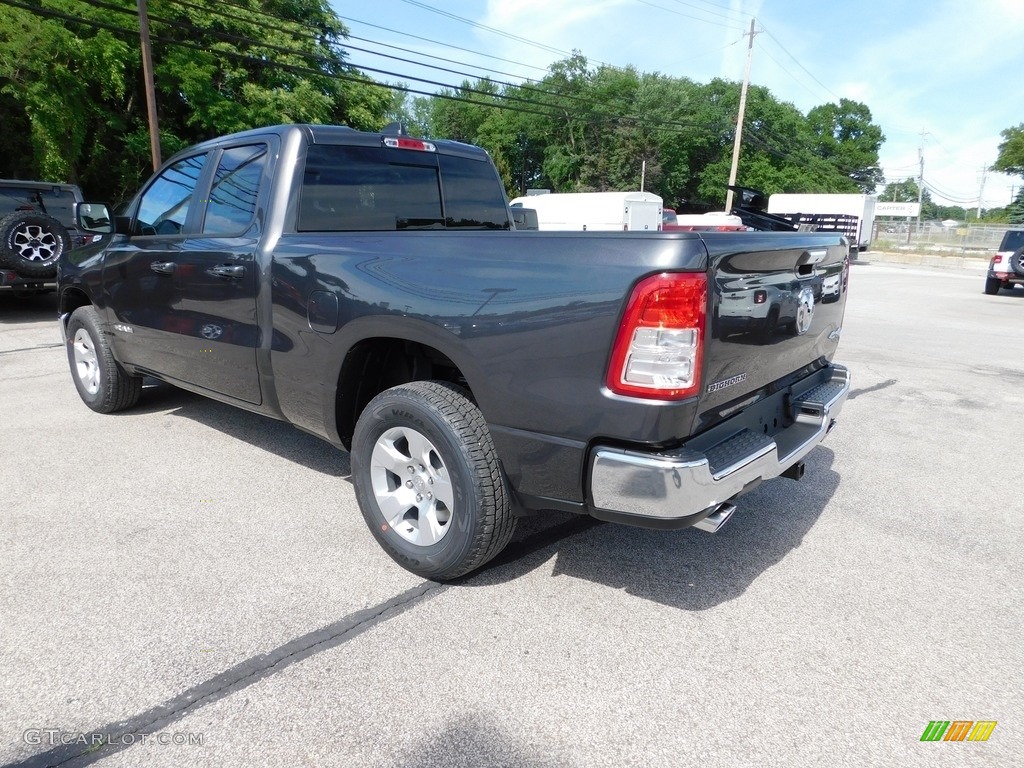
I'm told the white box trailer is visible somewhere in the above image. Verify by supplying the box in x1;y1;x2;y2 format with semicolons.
767;193;877;250
508;191;662;232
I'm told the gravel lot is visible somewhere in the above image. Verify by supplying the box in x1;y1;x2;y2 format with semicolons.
1;263;1021;767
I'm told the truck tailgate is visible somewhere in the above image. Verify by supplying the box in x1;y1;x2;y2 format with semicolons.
696;231;849;434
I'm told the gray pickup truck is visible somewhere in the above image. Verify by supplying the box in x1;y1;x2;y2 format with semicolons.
58;124;850;580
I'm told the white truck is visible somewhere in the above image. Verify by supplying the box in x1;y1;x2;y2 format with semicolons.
767;193;877;251
508;191;662;232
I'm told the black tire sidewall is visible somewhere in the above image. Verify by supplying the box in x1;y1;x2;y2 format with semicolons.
1012;247;1024;278
0;212;70;277
351;388;484;579
66;308;109;410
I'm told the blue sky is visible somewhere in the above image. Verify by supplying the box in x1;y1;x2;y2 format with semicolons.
332;0;1021;211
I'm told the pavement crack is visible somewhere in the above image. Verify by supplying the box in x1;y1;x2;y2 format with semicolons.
10;512;599;768
10;581;448;768
0;343;63;356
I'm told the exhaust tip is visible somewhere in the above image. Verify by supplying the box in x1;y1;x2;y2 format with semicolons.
692;502;737;534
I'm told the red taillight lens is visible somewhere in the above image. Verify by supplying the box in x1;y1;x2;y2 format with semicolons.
606;272;707;400
994;255;1003;264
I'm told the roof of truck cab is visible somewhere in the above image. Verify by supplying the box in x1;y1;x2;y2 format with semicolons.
163;124;492;164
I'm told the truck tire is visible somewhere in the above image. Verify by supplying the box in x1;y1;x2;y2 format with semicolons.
984;276;1002;295
1011;247;1024;278
0;212;70;279
759;306;780;342
66;306;142;413
351;380;516;581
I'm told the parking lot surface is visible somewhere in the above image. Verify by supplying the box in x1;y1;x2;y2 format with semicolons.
2;263;1021;767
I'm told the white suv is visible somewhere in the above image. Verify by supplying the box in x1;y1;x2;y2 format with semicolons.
985;229;1024;294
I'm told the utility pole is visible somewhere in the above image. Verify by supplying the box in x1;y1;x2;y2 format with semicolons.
976;165;987;219
915;130;925;235
138;0;161;171
724;18;757;214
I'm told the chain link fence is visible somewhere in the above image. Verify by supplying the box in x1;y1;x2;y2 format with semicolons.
871;221;1007;256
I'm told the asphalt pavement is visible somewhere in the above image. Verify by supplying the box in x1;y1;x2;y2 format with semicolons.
1;263;1021;767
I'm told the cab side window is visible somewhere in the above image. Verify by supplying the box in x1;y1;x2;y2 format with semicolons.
202;145;268;235
134;154;208;236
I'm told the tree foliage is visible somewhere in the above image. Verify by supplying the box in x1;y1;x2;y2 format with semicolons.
2;9;886;212
1008;188;1024;226
0;0;391;200
993;124;1024;178
411;56;885;208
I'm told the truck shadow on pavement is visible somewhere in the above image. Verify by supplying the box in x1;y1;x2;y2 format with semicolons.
472;449;840;613
129;381;350;477
144;378;836;613
0;291;58;323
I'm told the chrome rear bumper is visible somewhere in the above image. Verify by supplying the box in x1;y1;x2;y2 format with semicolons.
588;364;850;526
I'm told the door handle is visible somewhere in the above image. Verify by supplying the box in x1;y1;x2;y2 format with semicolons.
150;261;176;275
209;264;245;279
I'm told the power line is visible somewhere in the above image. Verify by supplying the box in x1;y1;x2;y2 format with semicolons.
149;0;741;136
758;23;844;103
395;0;581;59
5;0;736;141
756;38;828;103
165;0;556;92
631;0;746;31
195;0;554;77
337;14;550;75
666;0;750;22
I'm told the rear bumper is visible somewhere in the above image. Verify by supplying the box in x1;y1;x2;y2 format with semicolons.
0;270;56;289
588;363;850;527
988;269;1021;282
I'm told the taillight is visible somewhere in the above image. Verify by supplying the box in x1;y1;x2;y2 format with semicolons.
606;272;707;400
993;254;1003;264
753;289;767;304
383;137;436;152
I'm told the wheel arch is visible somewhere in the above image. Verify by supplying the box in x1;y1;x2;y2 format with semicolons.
59;286;94;329
334;331;476;450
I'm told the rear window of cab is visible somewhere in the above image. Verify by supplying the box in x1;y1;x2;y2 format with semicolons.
298;144;510;232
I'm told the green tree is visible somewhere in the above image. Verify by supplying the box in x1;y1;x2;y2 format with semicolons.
1008;188;1024;226
0;0;390;200
993;124;1024;177
805;99;885;192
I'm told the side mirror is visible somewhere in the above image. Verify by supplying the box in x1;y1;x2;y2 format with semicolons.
75;203;113;234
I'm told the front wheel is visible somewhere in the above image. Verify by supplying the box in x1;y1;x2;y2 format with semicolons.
65;306;142;413
351;381;516;581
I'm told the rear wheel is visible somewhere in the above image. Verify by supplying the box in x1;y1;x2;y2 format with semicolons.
984;276;1002;295
351;381;515;581
66;306;142;413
